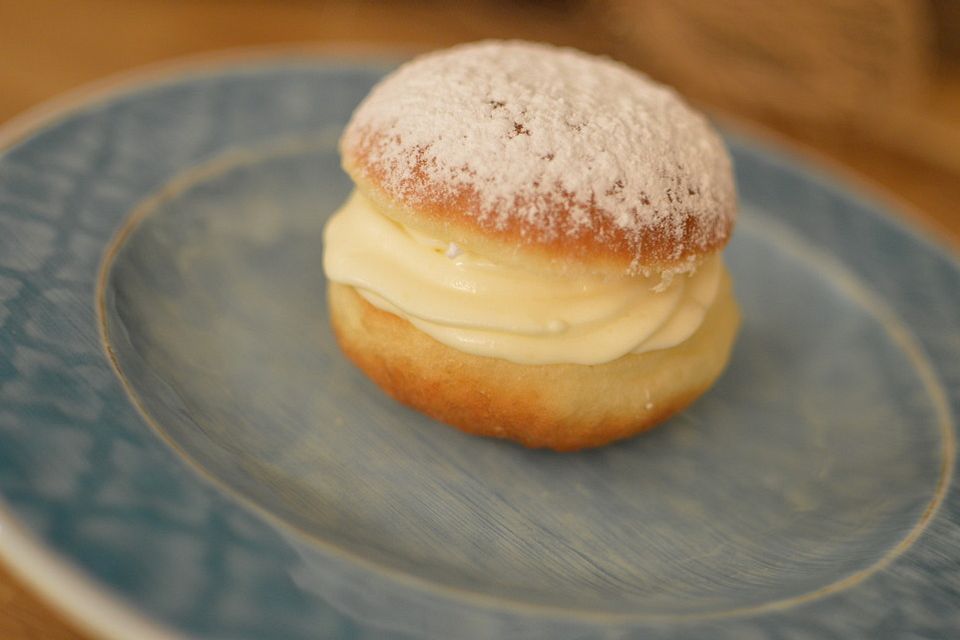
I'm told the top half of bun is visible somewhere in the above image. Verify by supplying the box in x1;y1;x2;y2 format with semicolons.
340;40;736;279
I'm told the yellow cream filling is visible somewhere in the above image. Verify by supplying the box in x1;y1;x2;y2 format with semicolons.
323;191;726;365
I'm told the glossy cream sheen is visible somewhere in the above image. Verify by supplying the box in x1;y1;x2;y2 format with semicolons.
323;191;726;365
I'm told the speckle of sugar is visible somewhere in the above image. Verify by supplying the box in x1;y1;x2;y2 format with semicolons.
342;40;736;274
646;402;654;410
445;242;462;259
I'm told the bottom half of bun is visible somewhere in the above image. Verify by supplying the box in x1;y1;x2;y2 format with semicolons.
327;279;740;451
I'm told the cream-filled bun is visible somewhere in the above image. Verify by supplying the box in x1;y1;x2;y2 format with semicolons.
324;40;739;451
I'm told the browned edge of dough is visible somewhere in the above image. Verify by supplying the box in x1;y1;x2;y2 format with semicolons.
341;143;735;279
328;281;740;451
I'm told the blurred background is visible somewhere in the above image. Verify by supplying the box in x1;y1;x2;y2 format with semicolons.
1;0;958;637
3;0;960;245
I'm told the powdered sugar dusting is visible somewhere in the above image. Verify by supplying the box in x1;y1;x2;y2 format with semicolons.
342;40;736;273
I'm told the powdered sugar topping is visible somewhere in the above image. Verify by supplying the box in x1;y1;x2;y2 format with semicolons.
342;40;736;272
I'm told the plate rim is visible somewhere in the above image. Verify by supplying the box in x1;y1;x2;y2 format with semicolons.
0;46;958;639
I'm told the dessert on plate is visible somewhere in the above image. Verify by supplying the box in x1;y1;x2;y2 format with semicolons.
323;40;739;451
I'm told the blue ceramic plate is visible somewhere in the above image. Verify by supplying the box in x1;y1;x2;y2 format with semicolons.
0;56;957;640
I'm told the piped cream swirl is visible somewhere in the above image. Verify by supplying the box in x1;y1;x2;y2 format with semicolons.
323;191;725;365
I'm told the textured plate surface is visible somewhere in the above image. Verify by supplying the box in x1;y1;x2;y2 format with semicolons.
0;58;958;639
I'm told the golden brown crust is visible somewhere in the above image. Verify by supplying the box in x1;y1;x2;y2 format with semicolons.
342;145;735;278
327;279;740;451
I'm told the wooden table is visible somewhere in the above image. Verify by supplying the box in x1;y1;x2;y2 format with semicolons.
1;1;958;638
